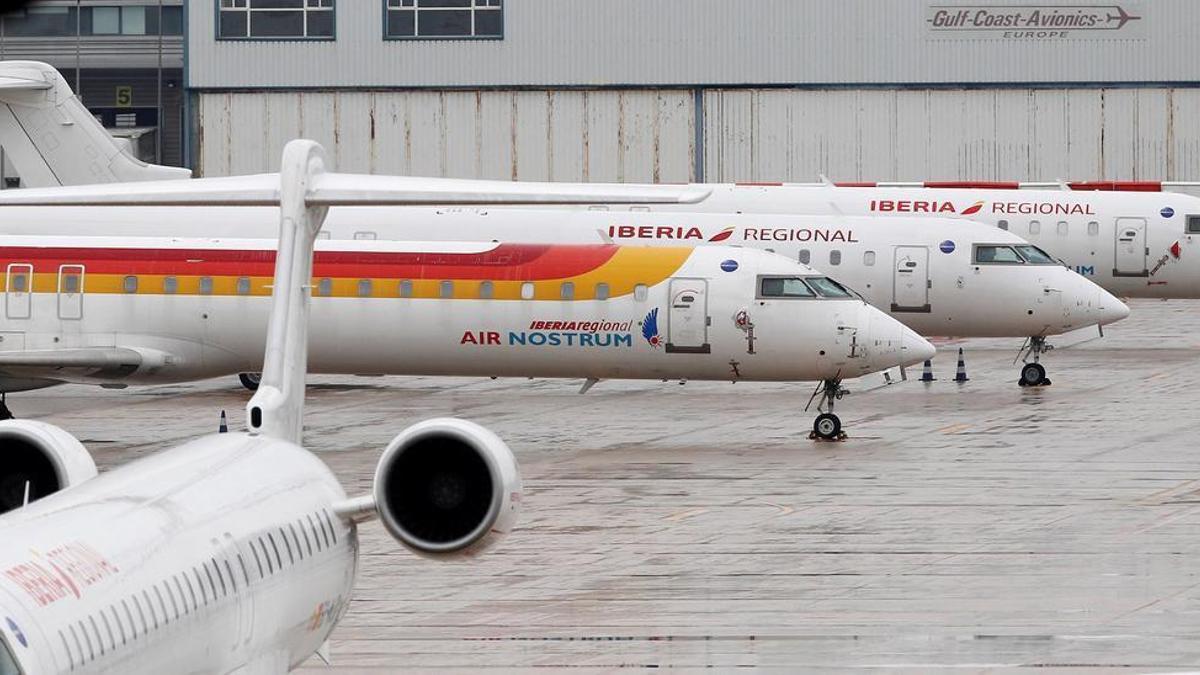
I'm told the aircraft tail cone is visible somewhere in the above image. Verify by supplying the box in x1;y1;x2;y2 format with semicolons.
219;410;228;434
920;359;936;383
954;348;970;383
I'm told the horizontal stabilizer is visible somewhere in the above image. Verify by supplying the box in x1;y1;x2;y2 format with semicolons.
0;172;712;207
0;60;190;187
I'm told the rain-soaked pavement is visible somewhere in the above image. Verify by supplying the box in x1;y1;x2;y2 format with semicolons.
12;299;1200;672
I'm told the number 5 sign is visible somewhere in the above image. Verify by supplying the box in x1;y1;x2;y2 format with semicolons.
116;86;132;107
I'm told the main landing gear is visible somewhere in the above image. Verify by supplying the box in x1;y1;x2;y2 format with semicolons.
0;393;12;421
807;378;847;441
238;372;262;391
1017;336;1052;387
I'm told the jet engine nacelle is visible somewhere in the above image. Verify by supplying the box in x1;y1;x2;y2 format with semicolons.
0;420;97;515
373;418;521;557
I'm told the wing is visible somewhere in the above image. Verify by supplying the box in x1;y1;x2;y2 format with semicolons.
0;347;143;381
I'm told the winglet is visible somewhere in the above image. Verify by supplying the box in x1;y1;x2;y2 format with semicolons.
0;61;190;187
245;140;328;443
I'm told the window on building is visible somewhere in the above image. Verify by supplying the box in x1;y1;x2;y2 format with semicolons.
3;7;78;37
385;0;503;40
218;0;335;40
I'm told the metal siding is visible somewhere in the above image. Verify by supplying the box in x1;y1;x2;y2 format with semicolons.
189;1;1196;89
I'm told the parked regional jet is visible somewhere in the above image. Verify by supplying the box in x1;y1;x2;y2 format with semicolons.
0;140;547;674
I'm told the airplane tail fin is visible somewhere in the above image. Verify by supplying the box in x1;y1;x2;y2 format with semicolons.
0;61;190;187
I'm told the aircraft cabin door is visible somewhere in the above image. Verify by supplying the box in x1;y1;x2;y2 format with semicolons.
666;278;711;353
891;246;931;313
1113;217;1148;276
5;263;32;320
57;265;84;320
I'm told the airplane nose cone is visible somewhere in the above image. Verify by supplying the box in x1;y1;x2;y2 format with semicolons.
903;324;937;366
1098;290;1131;326
862;303;936;370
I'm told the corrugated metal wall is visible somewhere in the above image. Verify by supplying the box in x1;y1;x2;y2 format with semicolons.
197;90;696;182
196;87;1200;182
187;1;1194;89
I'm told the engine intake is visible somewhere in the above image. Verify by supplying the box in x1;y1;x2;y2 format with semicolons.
0;420;97;515
374;418;520;556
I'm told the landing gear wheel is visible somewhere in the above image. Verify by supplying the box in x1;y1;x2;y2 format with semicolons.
238;372;262;391
1018;363;1049;387
812;413;842;441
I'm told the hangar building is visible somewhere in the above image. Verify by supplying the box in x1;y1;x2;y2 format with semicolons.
173;1;1200;183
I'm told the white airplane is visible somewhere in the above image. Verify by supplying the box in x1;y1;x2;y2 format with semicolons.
0;140;577;674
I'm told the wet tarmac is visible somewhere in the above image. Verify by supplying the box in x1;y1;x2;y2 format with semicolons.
13;299;1200;672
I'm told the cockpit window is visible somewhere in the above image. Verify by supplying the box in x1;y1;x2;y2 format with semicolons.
805;277;853;298
974;245;1024;264
1015;245;1058;265
0;633;23;675
759;276;815;298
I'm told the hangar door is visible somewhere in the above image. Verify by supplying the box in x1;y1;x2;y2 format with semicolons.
891;246;931;313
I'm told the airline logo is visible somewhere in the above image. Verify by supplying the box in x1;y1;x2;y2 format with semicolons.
609;225;858;243
460;319;637;348
870;199;984;215
641;308;663;348
2;542;118;607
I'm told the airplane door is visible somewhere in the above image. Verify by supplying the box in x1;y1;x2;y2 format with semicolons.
1113;217;1148;276
666;278;711;354
891;246;931;313
5;263;32;320
57;265;84;320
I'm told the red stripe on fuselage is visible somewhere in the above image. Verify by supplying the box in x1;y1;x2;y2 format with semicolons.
0;243;621;280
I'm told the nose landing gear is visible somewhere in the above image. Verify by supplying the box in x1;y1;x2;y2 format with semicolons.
807;378;847;441
1016;336;1052;387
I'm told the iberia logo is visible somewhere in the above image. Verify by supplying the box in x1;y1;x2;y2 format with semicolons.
960;200;985;216
708;227;735;242
641;308;663;348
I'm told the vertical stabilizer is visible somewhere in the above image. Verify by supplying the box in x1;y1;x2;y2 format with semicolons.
0;61;190;187
245;140;328;443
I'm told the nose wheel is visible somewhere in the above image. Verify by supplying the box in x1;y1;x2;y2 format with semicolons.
807;378;848;441
238;372;262;391
1016;337;1052;387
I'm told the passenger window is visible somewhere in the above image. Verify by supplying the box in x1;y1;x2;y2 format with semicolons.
353;231;377;240
399;280;413;298
863;251;876;266
998;219;1009;231
595;283;610;300
1088;221;1100;236
798;249;811;264
439;281;454;299
357;279;372;297
974;245;1024;264
62;272;81;293
1188;215;1200;234
237;277;252;295
829;250;841;266
199;276;214;295
560;282;575;300
163;276;178;294
1057;221;1068;236
759;276;815;298
123;275;138;293
1029;220;1041;235
633;284;649;302
317;278;332;297
520;282;535;300
478;281;494;299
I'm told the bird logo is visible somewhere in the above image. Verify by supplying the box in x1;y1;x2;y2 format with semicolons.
641;308;663;348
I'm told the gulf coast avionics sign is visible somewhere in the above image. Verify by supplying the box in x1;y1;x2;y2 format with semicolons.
926;3;1143;40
